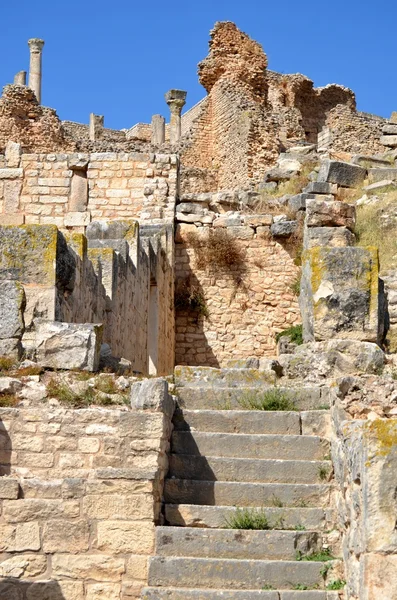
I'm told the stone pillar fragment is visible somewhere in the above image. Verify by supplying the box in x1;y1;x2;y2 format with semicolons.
165;89;187;144
151;115;165;145
28;38;45;104
14;71;27;85
89;113;104;141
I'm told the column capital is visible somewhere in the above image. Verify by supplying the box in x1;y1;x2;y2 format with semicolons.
28;38;45;53
165;89;187;113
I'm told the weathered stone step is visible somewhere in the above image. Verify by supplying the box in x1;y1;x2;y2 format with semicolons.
165;504;335;531
164;480;333;508
168;455;332;484
142;588;341;600
155;527;320;560
176;387;329;412
148;556;335;589
173;409;331;438
171;432;330;461
174;366;277;388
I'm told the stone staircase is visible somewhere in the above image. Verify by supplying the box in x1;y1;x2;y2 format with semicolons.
142;368;342;599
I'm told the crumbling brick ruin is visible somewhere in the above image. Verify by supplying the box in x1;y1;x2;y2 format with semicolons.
0;22;396;600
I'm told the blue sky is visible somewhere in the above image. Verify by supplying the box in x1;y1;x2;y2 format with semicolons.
0;0;395;130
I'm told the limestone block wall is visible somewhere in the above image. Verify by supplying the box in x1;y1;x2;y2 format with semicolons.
0;222;175;375
0;403;173;599
332;404;397;600
325;105;387;155
0;150;178;228
175;222;300;366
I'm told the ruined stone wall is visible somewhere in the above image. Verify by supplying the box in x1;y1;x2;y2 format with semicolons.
0;150;178;227
325;105;387;155
0;401;173;599
332;403;397;600
175;221;300;366
0;222;175;376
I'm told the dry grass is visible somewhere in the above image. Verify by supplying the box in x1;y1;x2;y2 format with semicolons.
15;365;43;377
175;279;209;318
0;393;19;407
260;162;317;201
0;357;15;374
186;229;246;277
355;191;397;273
95;375;119;395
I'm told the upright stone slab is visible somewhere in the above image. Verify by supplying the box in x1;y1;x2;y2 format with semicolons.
0;280;26;358
300;246;380;343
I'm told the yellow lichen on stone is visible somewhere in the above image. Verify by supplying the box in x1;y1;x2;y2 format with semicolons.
366;419;397;458
65;232;87;259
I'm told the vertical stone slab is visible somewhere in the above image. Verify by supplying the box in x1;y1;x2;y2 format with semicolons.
151;115;166;145
5;142;22;168
300;246;380;343
165;90;187;144
69;170;88;212
4;180;22;212
13;71;27;85
89;114;104;141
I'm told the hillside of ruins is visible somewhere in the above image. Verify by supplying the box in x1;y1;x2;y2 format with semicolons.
0;20;396;600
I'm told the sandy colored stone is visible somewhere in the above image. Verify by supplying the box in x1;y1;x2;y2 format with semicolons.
42;519;90;553
3;499;80;523
82;494;154;520
0;522;40;552
85;583;122;600
0;554;47;578
52;554;124;582
126;554;148;580
96;521;155;554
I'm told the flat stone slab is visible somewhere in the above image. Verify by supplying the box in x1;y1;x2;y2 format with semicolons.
171;432;329;460
164;480;333;508
174;366;276;388
148;556;331;589
368;168;397;183
168;455;332;484
155;527;320;560
381;135;397;147
0;168;23;179
305;199;355;229
364;180;397;193
142;591;338;600
165;504;335;531
303;226;355;249
173;409;301;435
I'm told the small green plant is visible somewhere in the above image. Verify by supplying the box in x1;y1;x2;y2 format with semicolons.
327;579;346;590
224;507;270;530
318;465;330;481
290;275;301;297
175;280;209;318
296;548;335;562
294;499;308;508
0;393;18;407
320;562;333;578
261;584;274;590
238;388;296;411
95;375;118;395
271;495;283;507
275;324;303;345
293;584;309;590
46;379;95;408
294;524;306;531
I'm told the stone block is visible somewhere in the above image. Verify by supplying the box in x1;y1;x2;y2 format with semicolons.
391;112;397;124
0;522;40;552
0;554;47;578
270;221;297;237
363;180;397;194
0;168;23;180
3;499;80;522
0;214;25;226
27;319;103;371
0;280;25;340
288;194;308;213
0;478;19;499
42;519;90;553
52;555;124;582
131;378;175;419
68;153;89;169
64;211;91;227
0;377;23;394
26;580;84;600
4;180;22;212
303;227;356;249
85;583;122;600
368;168;397;183
305;199;355;230
5;142;22;168
382;123;397;135
243;215;273;227
0;338;22;359
380;135;397;147
361;554;397;600
96;520;155;553
317;160;366;187
300;246;379;342
303;182;337;195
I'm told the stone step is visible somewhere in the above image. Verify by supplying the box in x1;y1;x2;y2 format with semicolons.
155;527;320;560
171;432;330;461
142;588;341;600
165;504;335;531
168;455;332;484
164;480;333;508
175;387;329;412
173;409;331;438
148;556;336;589
174;366;277;388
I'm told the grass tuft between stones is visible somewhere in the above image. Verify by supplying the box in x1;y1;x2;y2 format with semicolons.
238;388;296;411
224;507;270;530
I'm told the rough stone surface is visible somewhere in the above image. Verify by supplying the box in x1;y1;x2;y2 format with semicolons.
305;199;355;230
317;159;366;187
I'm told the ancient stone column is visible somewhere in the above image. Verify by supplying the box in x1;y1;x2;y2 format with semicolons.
28;38;45;103
14;71;27;85
165;89;187;144
89;114;104;141
151;114;165;145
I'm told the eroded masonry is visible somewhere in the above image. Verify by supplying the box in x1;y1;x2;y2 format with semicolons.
0;21;396;600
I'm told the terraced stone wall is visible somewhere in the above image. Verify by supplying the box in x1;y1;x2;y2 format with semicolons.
0;402;173;599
